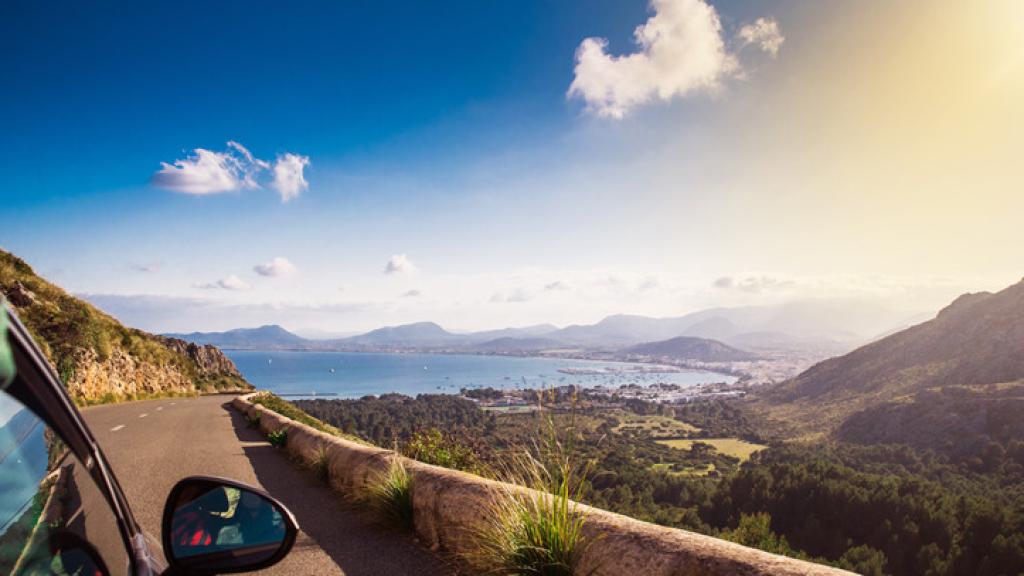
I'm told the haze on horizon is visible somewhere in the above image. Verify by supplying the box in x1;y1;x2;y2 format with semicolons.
2;0;1022;334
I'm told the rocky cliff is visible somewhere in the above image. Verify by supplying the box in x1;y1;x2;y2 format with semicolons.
0;250;251;404
157;336;243;378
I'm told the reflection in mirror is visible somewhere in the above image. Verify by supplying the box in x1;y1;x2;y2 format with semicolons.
167;480;289;574
1;390;127;575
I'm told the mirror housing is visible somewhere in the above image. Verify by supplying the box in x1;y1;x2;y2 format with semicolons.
161;476;298;575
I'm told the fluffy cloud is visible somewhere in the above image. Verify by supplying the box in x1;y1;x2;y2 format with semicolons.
384;254;418;275
567;0;782;118
253;257;297;277
194;275;250;291
402;289;422;298
507;287;533;303
152;141;308;201
272;153;310;202
737;18;784;57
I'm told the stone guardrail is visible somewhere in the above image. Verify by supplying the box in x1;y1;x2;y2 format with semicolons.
233;393;855;576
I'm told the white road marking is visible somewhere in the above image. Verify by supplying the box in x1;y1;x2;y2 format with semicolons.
139;413;148;418
170;402;176;406
110;425;125;432
156;407;163;411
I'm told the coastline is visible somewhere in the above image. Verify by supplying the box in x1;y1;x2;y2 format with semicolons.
222;348;741;401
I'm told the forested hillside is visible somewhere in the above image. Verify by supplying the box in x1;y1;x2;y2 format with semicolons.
762;278;1024;433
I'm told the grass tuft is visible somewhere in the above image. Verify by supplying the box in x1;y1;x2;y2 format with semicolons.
267;427;288;448
466;396;596;575
309;444;331;482
364;458;415;530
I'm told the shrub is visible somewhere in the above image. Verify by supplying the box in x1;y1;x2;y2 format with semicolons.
364;458;414;530
267;428;288;448
245;413;261;429
401;428;479;472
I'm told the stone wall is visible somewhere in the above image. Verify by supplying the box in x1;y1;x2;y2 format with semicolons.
233;393;855;576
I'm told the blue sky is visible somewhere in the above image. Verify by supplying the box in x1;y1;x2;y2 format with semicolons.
2;1;1022;333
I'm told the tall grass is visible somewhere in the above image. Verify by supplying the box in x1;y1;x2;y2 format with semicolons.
467;390;596;575
308;444;331;482
364;458;415;530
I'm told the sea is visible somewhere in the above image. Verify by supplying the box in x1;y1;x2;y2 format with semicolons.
225;350;736;399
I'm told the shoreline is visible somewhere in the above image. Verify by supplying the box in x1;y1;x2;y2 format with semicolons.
223;348;742;401
217;346;743;381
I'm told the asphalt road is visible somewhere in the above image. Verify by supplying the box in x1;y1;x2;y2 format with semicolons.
82;395;453;575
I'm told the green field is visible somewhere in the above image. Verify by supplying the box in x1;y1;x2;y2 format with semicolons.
610;411;701;438
656;437;767;462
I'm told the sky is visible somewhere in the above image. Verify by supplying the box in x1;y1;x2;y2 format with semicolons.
2;0;1022;335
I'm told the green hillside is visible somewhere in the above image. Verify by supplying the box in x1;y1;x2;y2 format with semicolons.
760;278;1024;434
0;250;250;404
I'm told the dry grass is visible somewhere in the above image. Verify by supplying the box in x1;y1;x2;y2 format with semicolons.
656;437;767;462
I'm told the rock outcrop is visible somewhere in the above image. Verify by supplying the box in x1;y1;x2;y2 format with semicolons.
4;280;37;308
157;336;243;378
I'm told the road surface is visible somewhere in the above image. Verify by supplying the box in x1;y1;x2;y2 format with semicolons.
83;395;454;575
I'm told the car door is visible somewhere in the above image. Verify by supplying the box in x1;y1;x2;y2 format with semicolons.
0;381;135;575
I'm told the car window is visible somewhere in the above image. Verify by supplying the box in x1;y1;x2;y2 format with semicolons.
0;389;129;575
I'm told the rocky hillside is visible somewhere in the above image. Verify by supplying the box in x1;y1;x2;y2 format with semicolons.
0;250;251;404
761;277;1024;434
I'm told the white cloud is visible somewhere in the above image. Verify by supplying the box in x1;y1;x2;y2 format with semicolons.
194;274;250;291
402;289;422;298
544;281;571;291
271;153;310;202
713;275;793;293
567;0;782;118
384;254;418;275
153;142;308;200
506;287;533;303
737;18;784;57
490;288;533;303
152;148;249;195
253;257;297;277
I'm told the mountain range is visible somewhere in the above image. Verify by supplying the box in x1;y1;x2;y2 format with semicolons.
165;298;918;360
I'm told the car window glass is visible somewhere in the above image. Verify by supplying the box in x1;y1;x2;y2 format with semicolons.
0;389;129;575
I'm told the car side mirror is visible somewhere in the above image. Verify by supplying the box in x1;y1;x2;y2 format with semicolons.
161;476;298;575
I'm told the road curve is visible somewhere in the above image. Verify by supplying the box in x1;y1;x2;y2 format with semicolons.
82;395;454;575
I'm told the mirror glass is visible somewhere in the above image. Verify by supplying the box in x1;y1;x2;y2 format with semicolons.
167;480;288;573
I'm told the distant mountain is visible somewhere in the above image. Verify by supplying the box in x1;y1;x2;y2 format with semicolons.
762;278;1024;433
546;300;911;351
463;324;559;343
679;316;739;341
341;321;459;347
167;324;309;349
625;336;757;362
551;314;695;347
466;337;566;353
